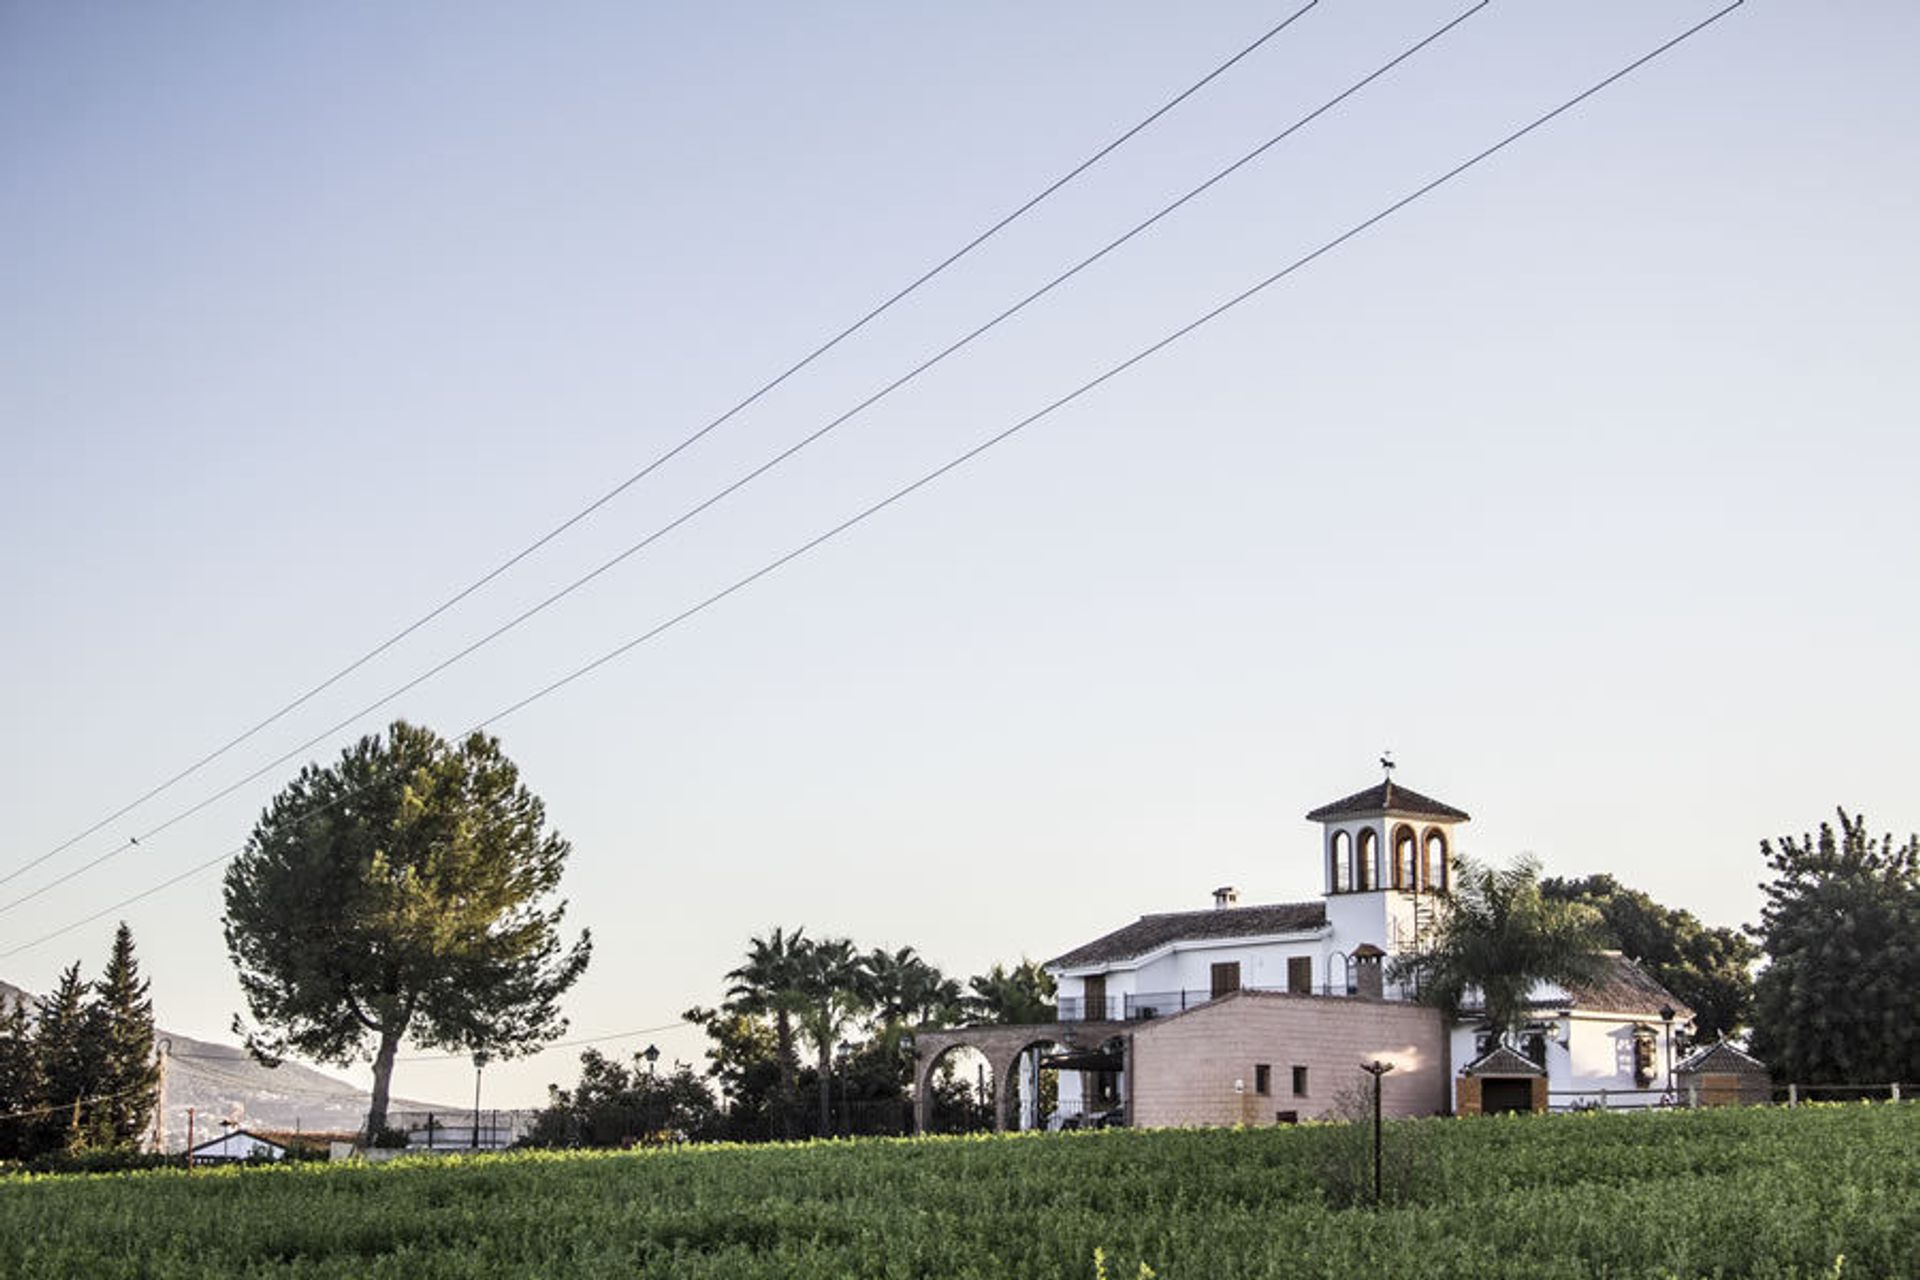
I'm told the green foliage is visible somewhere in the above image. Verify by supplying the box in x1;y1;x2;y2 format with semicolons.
1313;1076;1425;1209
1749;810;1920;1084
707;930;999;1139
964;959;1058;1025
81;923;160;1148
1393;855;1605;1040
0;925;161;1160
526;1048;724;1148
1540;874;1759;1040
222;721;590;1133
0;995;41;1160
0;1106;1914;1277
30;964;91;1154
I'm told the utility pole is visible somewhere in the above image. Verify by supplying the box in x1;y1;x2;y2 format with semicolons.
185;1106;195;1171
153;1038;171;1154
1359;1060;1395;1208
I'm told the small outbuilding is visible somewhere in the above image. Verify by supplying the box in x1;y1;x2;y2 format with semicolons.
187;1128;289;1164
1456;1044;1548;1116
1675;1042;1771;1107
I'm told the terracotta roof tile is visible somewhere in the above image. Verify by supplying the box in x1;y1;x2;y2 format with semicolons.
1047;901;1327;970
1304;780;1470;823
1461;1044;1547;1077
1676;1042;1768;1075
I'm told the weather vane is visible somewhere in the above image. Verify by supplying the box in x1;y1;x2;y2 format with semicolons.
1380;751;1395;777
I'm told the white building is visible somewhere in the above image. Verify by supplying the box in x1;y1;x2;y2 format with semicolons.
187;1128;289;1164
1042;776;1694;1121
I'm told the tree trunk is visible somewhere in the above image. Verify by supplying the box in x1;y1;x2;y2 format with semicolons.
774;1011;797;1139
818;1040;832;1137
366;1026;402;1137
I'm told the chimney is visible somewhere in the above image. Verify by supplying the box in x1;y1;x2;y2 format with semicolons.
1212;886;1239;910
1352;943;1385;1000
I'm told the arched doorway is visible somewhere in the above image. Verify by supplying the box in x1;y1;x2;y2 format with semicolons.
921;1044;995;1134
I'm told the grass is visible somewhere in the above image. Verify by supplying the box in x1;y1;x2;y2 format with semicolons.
2;1102;1912;1278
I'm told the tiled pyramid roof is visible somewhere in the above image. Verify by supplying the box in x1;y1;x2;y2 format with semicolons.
1676;1042;1768;1075
1305;780;1469;823
1460;1044;1547;1077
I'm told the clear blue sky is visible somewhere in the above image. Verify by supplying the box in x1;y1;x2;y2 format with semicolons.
3;1;1915;1108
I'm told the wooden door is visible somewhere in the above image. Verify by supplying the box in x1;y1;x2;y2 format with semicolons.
1209;962;1241;999
1287;956;1312;995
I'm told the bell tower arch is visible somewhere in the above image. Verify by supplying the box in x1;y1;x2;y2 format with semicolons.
1305;767;1469;971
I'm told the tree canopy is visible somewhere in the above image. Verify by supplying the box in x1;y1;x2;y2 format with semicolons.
1748;809;1919;1084
1392;855;1605;1042
689;929;1037;1139
1540;874;1757;1040
222;720;590;1133
0;923;159;1160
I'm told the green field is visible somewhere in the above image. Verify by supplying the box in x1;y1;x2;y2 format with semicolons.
3;1104;1913;1278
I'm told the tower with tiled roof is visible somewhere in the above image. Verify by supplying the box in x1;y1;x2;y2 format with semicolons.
1305;764;1468;973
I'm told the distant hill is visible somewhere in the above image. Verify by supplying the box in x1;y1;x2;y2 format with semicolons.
3;977;451;1149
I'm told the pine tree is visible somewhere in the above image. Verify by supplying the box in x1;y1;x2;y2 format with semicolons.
82;923;160;1148
32;963;94;1154
0;994;43;1160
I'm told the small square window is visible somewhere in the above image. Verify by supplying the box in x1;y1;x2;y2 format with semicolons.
1292;1065;1309;1097
1254;1064;1271;1096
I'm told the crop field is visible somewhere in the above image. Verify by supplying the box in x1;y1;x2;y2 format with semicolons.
2;1103;1914;1279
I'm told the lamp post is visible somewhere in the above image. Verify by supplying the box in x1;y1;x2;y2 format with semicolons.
1359;1060;1395;1208
1659;1005;1676;1095
472;1051;492;1149
642;1043;660;1076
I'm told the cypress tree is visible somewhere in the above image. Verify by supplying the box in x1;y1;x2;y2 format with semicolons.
83;923;160;1148
0;995;42;1160
32;963;93;1154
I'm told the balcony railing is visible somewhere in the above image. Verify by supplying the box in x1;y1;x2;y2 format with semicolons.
1058;982;1376;1022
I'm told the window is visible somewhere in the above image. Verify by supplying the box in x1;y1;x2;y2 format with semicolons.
1423;829;1448;891
1330;831;1352;893
1254;1064;1271;1096
1393;825;1418;890
1357;829;1378;891
1292;1065;1309;1097
1210;962;1241;999
1287;956;1312;995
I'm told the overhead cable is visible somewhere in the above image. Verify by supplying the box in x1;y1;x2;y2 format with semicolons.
0;0;1747;959
2;3;1322;892
0;1;1478;918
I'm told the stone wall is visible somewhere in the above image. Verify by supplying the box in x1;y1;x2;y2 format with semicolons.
1128;991;1447;1128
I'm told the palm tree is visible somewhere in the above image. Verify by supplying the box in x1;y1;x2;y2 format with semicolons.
724;927;810;1138
1391;855;1605;1045
865;946;963;1033
963;960;1057;1025
792;937;870;1136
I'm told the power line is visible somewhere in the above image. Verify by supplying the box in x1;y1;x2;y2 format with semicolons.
0;1081;154;1124
0;1;1482;919
2;4;1321;893
396;1019;694;1062
0;0;1747;960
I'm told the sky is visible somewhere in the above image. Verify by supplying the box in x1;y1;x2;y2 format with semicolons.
2;1;1916;1110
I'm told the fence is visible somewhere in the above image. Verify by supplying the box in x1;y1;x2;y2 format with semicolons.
385;1108;533;1150
1546;1083;1915;1113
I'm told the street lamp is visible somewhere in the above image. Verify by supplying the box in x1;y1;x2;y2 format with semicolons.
642;1044;660;1076
1659;1005;1676;1095
472;1051;492;1150
1359;1060;1396;1209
